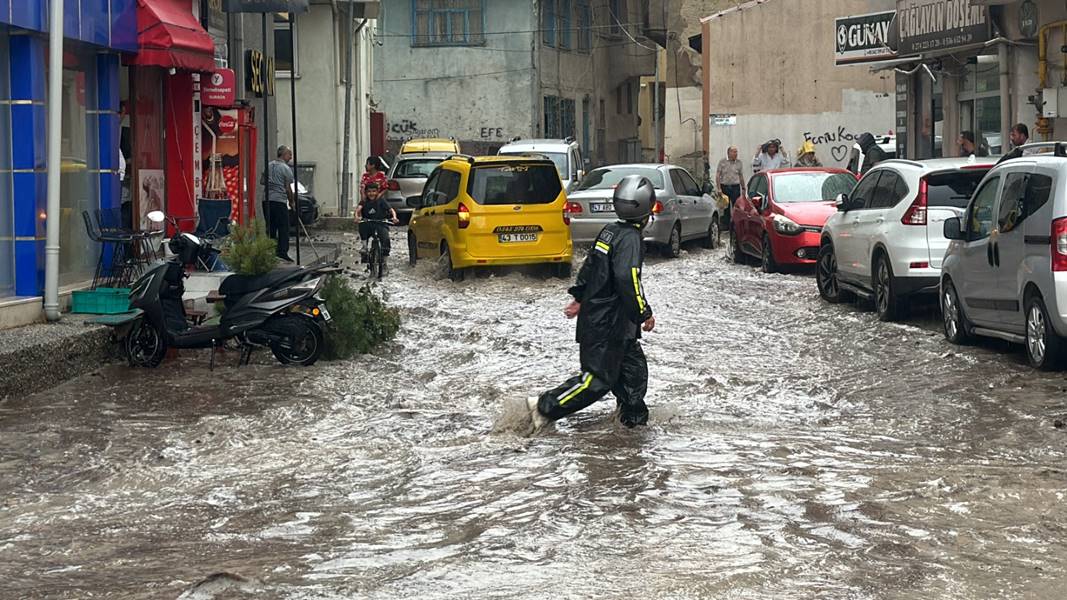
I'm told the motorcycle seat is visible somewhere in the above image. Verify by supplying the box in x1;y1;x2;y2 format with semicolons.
219;266;303;298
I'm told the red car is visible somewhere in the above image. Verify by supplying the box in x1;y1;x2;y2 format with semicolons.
729;168;858;272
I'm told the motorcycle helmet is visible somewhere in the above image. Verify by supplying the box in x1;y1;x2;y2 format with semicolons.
613;175;656;222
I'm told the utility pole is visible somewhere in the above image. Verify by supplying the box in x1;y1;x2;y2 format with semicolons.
290;13;301;264
341;1;355;218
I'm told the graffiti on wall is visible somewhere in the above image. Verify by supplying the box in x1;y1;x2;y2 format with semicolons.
387;119;440;140
803;126;858;163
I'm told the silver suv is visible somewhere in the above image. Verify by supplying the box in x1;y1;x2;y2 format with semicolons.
941;143;1067;369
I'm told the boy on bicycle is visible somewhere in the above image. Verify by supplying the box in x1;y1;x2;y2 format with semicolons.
357;182;399;269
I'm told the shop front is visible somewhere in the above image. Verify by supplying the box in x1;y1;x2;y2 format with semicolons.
0;1;137;301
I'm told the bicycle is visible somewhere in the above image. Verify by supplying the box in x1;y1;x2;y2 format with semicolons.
359;219;397;280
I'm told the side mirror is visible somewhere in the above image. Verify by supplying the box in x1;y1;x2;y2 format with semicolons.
943;216;964;241
835;193;850;211
576;169;585;181
146;210;166;224
407;196;423;209
751;194;765;211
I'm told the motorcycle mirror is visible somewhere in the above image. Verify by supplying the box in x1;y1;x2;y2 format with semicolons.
147;210;166;223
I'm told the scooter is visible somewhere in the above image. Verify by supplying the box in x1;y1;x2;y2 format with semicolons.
119;214;338;368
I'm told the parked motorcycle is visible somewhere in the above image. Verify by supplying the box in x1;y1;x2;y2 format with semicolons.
120;217;337;368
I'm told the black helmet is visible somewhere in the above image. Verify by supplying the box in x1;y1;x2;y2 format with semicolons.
613;175;656;222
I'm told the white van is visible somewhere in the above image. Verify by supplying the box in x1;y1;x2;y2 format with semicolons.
498;137;585;192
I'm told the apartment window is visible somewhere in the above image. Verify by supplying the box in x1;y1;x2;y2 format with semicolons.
558;0;571;50
274;13;297;76
609;0;626;33
413;0;486;47
561;98;576;138
544;96;560;138
542;0;556;47
577;1;591;51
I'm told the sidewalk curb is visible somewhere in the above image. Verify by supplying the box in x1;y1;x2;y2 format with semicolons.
0;321;117;401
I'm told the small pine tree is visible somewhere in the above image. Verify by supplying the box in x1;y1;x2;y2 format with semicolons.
221;218;278;276
321;276;401;360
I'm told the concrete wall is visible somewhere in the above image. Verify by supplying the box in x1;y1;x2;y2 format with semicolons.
277;5;374;217
374;0;536;157
701;0;895;175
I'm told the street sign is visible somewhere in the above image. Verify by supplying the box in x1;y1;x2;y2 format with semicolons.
896;0;991;55
203;68;237;106
835;11;897;66
710;114;736;127
222;0;309;13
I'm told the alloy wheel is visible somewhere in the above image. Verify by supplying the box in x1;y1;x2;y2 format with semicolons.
942;286;960;341
761;235;776;273
876;261;890;315
1027;304;1047;365
817;248;838;299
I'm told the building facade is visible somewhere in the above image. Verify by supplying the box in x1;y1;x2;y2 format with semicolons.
373;0;656;166
275;2;377;218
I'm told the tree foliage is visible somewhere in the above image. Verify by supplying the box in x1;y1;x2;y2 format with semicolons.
321;276;401;360
221;218;278;276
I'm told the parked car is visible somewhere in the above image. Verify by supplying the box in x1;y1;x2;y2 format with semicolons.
729;167;857;272
940;144;1067;369
400;138;460;155
289;182;319;232
565;164;721;257
385;152;451;221
846;134;897;174
816;158;994;321
407;155;573;281
498;137;585;192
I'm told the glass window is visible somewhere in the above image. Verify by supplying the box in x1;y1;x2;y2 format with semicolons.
678;170;701;196
543;96;560;138
273;13;296;75
414;0;485;47
1025;173;1053;218
669;170;686;195
998;173;1027;233
421;169;440;205
577;166;664;190
577;1;591;51
468;164;563;205
436;169;461;205
925;169;988;208
558;0;571;49
849;170;883;210
542;0;556;46
771;172;857;203
609;0;626;33
749;174;767;198
967;176;999;241
59;50;100;287
0;32;11;297
870;171;907;209
395;159;444;179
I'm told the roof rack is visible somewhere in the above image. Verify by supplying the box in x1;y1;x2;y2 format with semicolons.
995;141;1067;165
448;154;476;164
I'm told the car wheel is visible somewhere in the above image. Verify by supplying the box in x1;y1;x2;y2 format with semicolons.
873;254;901;322
729;229;744;264
1026;295;1063;370
442;242;464;282
555;262;572;279
407;232;418;267
760;234;777;274
662;224;682;258
702;218;720;249
941;280;971;344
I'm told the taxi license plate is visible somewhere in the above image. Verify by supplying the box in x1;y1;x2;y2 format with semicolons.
591;203;614;213
498;233;538;244
320;306;332;321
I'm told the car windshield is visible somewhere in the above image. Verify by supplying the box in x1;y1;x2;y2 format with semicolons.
468;163;562;205
772;172;856;203
925;169;989;208
501;151;568;178
576;167;665;191
394;159;442;179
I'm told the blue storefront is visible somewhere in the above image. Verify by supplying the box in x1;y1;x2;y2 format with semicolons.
0;1;137;300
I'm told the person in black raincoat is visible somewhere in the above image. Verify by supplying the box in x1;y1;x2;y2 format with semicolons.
528;174;657;431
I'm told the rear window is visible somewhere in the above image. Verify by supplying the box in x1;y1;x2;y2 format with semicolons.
576;167;665;191
925;169;990;208
394;159;443;179
772;172;856;203
467;163;562;205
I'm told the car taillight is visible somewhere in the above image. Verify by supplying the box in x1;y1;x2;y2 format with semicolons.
458;202;471;229
652;200;664;214
563;201;582;225
1053;217;1067;272
386;180;400;191
902;178;928;226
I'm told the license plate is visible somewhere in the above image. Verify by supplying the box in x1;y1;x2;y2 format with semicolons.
591;203;614;213
498;233;538;243
319;306;332;321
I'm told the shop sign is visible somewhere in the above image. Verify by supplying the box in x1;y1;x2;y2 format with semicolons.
203;68;237;106
246;50;276;97
710;114;736;126
204;0;226;32
897;0;991;54
835;11;897;66
223;0;309;13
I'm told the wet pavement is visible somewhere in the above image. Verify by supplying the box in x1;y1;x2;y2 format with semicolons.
3;231;1067;599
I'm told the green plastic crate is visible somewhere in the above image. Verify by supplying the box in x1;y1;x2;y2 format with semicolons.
71;287;131;315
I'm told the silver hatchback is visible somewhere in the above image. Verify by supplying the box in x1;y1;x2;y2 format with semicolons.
384;153;451;219
566;164;722;258
941;144;1067;369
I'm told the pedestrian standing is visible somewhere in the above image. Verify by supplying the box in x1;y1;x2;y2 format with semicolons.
360;157;388;207
716;146;745;227
526;175;656;434
997;123;1034;164
753;139;789;173
266;145;295;262
857;133;888;174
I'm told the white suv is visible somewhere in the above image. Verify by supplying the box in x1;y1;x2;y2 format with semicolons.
498;138;585;192
816;158;995;321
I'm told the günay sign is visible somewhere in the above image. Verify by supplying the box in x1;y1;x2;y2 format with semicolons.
835;10;896;65
897;0;990;54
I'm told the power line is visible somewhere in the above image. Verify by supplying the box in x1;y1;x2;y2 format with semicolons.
374;67;535;83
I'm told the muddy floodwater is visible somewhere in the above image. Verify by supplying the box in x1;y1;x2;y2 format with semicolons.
3;233;1067;599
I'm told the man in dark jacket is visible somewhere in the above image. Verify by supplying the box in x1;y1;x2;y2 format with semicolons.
528;175;657;432
857;133;887;175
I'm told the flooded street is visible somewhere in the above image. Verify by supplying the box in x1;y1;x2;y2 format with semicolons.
3;233;1067;599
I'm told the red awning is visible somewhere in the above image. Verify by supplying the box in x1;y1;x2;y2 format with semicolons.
126;0;216;72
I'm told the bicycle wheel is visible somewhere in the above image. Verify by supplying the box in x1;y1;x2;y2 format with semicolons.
369;236;383;280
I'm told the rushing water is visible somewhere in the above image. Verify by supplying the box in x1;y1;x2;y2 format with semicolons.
2;232;1067;599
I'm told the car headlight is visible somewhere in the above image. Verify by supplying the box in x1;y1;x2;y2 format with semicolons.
772;214;803;236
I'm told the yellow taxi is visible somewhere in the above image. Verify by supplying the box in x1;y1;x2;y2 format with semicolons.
407;155;574;281
399;138;461;155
